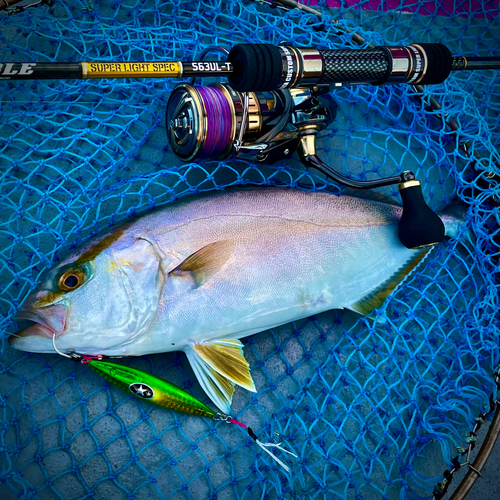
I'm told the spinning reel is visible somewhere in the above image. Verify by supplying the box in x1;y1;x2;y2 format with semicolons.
166;83;326;165
166;77;444;250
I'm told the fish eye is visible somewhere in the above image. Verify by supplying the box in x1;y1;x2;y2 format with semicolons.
58;269;86;292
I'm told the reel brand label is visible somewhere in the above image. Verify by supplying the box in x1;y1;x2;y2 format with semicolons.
83;62;182;78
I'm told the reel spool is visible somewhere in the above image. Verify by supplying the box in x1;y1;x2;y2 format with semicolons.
166;83;304;164
166;83;445;250
167;84;259;161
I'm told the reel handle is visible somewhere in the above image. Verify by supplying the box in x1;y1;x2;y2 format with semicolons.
299;135;445;249
397;180;445;249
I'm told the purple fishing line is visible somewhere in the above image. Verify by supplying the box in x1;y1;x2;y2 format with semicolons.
197;86;232;159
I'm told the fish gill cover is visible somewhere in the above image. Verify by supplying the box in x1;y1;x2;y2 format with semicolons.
0;0;499;499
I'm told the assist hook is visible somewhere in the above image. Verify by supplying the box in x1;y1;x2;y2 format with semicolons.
52;334;112;363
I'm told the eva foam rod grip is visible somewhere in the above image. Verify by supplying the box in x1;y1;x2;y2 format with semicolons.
398;181;445;249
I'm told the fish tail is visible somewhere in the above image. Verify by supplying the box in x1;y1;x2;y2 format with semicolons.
439;197;475;252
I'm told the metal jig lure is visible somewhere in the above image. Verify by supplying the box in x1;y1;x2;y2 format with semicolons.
52;335;296;472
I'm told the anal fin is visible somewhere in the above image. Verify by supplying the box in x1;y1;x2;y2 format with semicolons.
350;248;432;316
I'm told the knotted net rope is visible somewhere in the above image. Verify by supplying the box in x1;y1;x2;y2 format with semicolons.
0;1;499;499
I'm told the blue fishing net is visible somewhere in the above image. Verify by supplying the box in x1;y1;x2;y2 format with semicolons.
1;1;499;499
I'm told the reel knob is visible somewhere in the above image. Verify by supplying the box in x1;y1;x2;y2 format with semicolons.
398;180;445;249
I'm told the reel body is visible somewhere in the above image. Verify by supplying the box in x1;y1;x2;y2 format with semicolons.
166;83;335;164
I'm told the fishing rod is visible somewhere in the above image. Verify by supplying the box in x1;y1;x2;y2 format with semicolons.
3;42;499;250
1;43;499;85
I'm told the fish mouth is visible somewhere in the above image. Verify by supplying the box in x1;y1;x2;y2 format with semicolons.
9;305;68;352
9;318;56;352
12;316;55;339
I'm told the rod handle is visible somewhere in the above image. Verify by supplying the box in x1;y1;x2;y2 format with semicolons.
228;43;453;91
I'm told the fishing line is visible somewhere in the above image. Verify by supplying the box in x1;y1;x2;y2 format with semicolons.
196;86;234;159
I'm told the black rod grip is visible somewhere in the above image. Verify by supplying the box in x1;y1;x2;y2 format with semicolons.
228;43;282;91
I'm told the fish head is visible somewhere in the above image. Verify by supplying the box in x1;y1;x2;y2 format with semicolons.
10;230;164;356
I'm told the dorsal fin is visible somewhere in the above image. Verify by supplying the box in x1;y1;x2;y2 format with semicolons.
169;241;234;287
350;248;432;316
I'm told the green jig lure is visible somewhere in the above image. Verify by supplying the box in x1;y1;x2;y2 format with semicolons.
86;358;296;472
88;359;215;418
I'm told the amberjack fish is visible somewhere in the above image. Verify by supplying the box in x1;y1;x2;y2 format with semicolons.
10;187;464;412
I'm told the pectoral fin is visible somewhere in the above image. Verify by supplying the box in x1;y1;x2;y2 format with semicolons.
349;248;432;316
185;348;235;414
169;241;234;287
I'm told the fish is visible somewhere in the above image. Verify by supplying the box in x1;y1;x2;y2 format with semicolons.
9;187;464;413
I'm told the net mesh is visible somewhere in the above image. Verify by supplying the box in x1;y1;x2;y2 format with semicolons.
0;1;499;499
